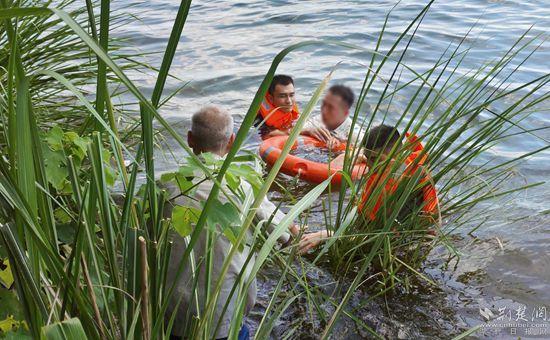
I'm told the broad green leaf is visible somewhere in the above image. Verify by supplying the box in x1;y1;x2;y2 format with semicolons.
40;317;87;340
171;206;200;237
204;200;245;251
178;165;196;177
2;326;32;339
227;163;257;178
0;287;25;322
101;149;117;187
103;166;116;187
227;163;263;192
174;173;194;194
0;315;26;334
42;146;66;166
160;172;194;194
62;131;78;143
225;172;240;192
45;163;68;191
45;126;64;151
160;172;176;183
243;173;263;194
206;200;241;232
0;259;14;289
64;132;89;160
71;136;90;157
53;208;71;224
55;223;76;245
201;152;217;166
222;226;245;252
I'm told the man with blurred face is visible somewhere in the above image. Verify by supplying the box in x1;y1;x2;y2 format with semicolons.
301;84;357;148
257;74;300;138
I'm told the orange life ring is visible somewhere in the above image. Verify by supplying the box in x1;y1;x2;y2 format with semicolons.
259;133;438;219
259;135;367;185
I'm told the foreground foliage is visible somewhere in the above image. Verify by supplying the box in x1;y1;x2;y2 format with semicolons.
0;0;547;339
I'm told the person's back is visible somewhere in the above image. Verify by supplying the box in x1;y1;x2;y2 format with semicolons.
298;125;438;254
163;170;256;339
164;106;293;339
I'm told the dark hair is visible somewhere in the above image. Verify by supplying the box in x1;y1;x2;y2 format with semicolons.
364;125;402;152
268;74;294;95
329;84;355;108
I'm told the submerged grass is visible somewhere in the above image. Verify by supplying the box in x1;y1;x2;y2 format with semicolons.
0;0;547;339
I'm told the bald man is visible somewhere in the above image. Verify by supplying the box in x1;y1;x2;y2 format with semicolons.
164;106;299;340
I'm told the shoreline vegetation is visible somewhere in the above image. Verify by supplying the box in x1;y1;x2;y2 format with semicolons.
0;0;548;339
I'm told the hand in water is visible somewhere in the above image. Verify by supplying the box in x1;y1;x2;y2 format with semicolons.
326;137;342;150
329;149;366;168
298;230;330;254
289;223;304;236
303;126;332;143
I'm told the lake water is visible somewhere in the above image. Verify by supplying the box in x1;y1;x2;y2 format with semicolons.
113;1;549;338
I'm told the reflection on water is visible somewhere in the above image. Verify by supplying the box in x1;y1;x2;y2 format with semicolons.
113;0;549;337
289;143;339;164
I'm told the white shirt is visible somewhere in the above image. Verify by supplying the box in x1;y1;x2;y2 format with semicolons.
303;115;364;145
162;157;288;338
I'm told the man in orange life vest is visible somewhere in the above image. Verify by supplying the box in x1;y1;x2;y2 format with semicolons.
256;74;300;138
298;125;438;253
356;125;437;216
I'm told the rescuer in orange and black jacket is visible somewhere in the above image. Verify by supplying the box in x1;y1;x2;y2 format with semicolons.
255;74;300;139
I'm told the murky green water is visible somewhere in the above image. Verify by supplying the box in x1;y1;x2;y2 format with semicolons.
114;1;549;338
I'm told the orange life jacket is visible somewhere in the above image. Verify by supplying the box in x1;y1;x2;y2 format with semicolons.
358;135;439;221
258;94;300;130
